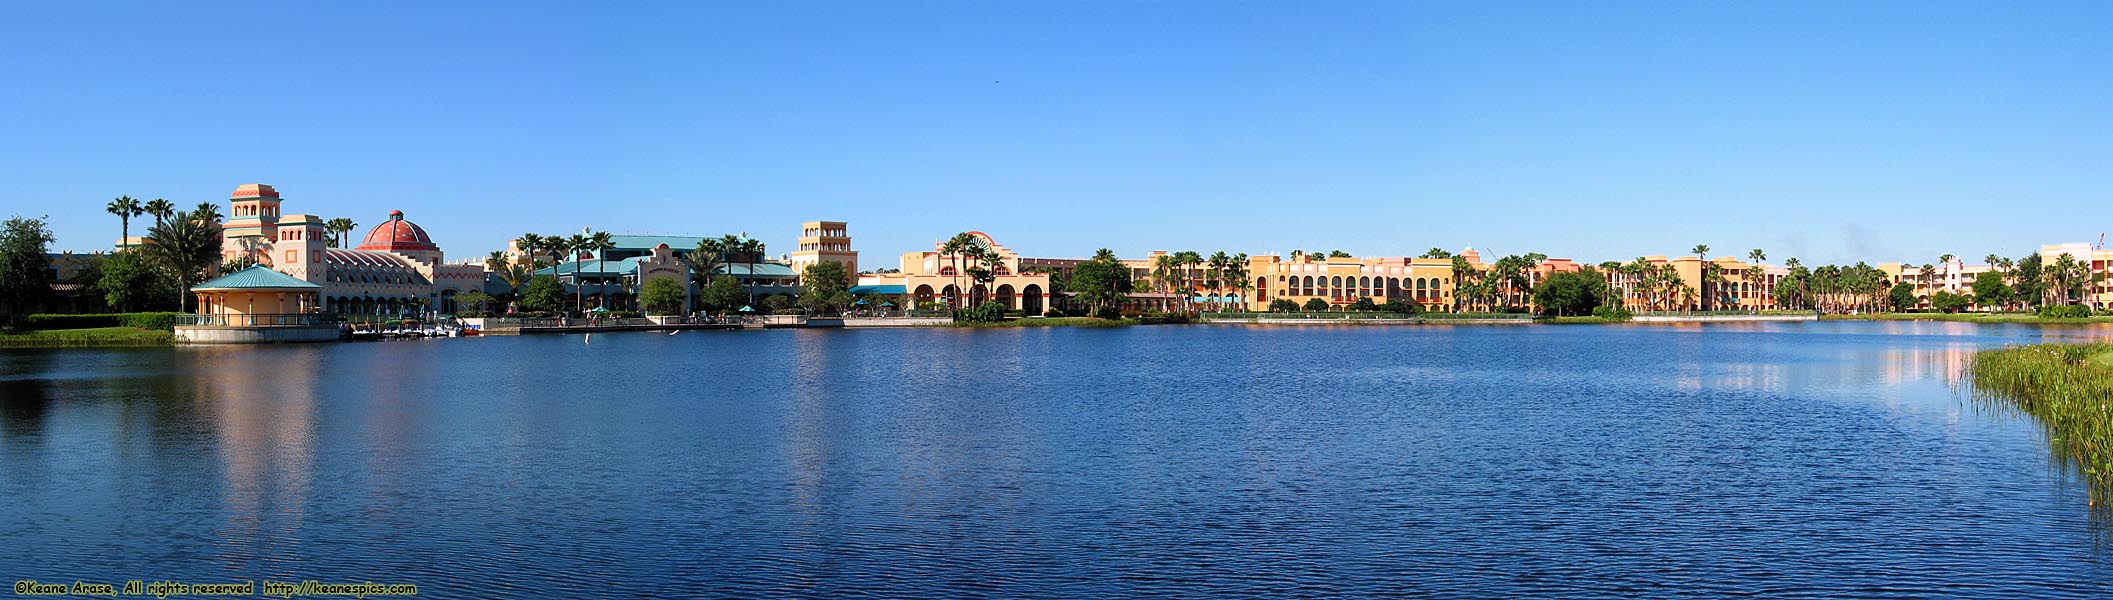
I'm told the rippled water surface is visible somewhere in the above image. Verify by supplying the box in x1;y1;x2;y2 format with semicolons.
6;322;2113;597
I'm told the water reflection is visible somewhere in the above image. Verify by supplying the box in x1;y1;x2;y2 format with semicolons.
3;323;2113;597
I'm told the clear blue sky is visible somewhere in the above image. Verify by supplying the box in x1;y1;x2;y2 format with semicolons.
2;1;2107;267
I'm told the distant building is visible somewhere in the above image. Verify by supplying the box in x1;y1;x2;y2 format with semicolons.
209;184;497;316
855;231;1054;314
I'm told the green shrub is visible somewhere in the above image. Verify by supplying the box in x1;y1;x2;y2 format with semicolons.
771;308;804;315
455;310;494;318
1269;299;1300;312
952;300;1008;323
1591;306;1633;321
2038;304;2092;319
1384;300;1424;315
1045;308;1066;317
22;312;183;331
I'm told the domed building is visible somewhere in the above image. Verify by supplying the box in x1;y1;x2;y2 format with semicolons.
216;184;496;317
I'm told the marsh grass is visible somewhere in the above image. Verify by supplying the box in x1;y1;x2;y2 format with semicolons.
0;326;174;347
1969;343;2113;510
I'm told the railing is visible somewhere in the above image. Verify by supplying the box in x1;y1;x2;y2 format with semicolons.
176;313;332;327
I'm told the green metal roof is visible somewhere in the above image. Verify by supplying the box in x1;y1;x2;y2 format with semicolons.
192;265;322;290
536;257;644;277
849;284;907;295
607;235;710;251
720;262;797;277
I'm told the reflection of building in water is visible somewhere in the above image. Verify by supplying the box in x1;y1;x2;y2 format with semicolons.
1878;345;1976;387
194;346;317;567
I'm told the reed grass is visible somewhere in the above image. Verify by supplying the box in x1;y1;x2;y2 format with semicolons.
1968;343;2113;508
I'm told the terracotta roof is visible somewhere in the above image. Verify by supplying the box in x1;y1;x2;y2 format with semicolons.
355;210;439;252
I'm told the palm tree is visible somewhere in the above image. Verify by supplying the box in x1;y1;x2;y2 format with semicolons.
567;232;592;311
1449;255;1474;313
146;208;223;311
106;196;143;244
326;218;357;248
1207;251;1231;308
940;233;977;308
736;236;767;306
1151;254;1179;312
190;202;223;224
589;230;615;309
1226;253;1251;309
1174;250;1203;312
517;233;544;268
143;198;175;229
1746;249;1766;311
1690;244;1710;310
1919;263;1937;307
686;238;727;288
543;236;573;312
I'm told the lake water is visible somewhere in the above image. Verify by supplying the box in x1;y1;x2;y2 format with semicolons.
5;322;2113;597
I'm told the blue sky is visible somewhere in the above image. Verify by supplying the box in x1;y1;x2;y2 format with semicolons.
2;1;2107;266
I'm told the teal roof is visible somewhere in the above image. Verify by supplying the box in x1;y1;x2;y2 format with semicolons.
536;257;645;277
849;284;907;295
192;265;322;290
720;262;797;277
607;235;709;251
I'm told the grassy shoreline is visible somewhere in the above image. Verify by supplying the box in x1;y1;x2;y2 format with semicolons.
0;326;175;348
1968;343;2113;508
1823;313;2113;324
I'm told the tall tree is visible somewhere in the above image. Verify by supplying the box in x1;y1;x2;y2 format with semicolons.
544;236;573;312
144;208;223;312
566;233;593;311
143;198;175;229
589;230;615;308
517;233;544;268
106;196;143;244
0;215;56;317
737;236;766;306
1174;250;1203;312
190;202;223;224
1938;254;1956;297
940;233;977;308
686;237;727;288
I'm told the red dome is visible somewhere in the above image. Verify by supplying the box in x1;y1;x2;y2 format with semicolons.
355;210;439;252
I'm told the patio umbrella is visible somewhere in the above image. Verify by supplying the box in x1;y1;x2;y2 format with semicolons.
855;300;869;306
588;306;611;313
880;301;896;307
738;305;755;313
